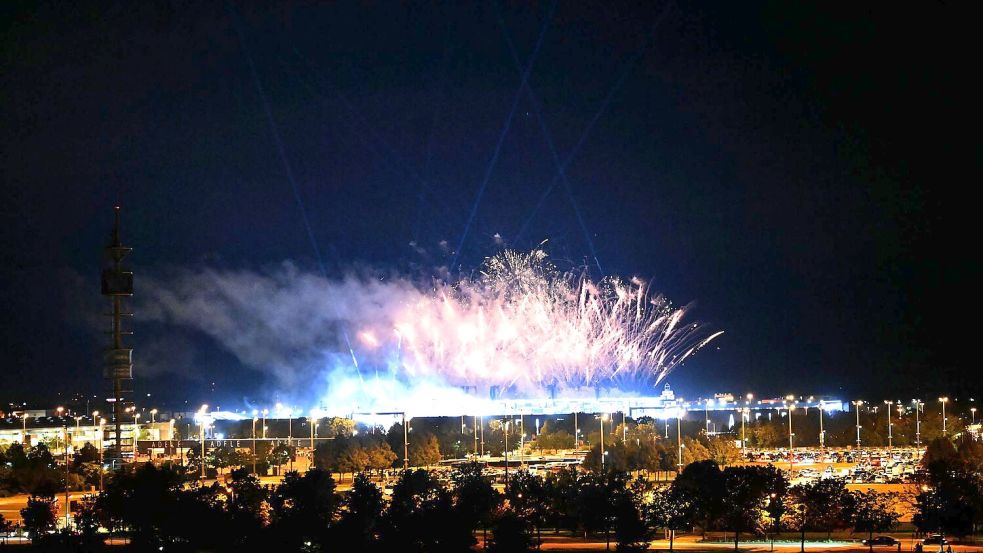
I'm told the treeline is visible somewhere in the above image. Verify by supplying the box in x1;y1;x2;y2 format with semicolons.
2;435;982;553
736;407;964;449
0;442;101;496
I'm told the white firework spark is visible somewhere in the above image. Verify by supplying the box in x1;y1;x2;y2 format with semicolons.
359;250;721;393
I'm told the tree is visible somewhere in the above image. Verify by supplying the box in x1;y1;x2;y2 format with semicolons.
268;469;340;550
612;478;652;552
337;443;370;481
72;442;100;466
705;436;743;466
408;433;442;467
367;442;398;475
544;467;581;535
535;430;575;453
207;445;247;474
673;460;725;534
453;462;501;542
227;467;268;525
488;510;535;553
94;463;185;550
786;478;852;552
0;512;14;544
506;470;549;544
20;491;57;543
680;437;712;465
335;472;384;551
73;495;104;549
379;468;475;552
650;485;692;552
851;490;900;553
720;465;785;551
267;443;290;473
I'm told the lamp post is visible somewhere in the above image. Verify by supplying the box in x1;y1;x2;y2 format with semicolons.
63;426;70;530
740;408;749;454
884;401;894;449
574;412;578;447
786;404;795;471
622;410;628;443
972;407;977;426
402;413;409;470
22;413;28;443
98;418;106;491
913;400;923;447
939;397;949;435
309;412;316;459
198;405;208;480
262;409;268;439
853;401;863;449
133;413;140;458
73;416;82;454
252;416;258;474
818;403;826;449
599;414;607;470
676;409;684;470
503;419;511;488
704;399;711;434
473;416;479;458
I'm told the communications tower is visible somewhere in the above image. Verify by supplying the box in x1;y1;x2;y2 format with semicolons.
102;206;134;460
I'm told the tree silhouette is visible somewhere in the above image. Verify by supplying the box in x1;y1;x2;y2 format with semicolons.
673;460;725;535
20;490;57;543
649;485;692;552
379;468;474;552
334;472;384;551
488;510;535;553
612;478;652;552
506;469;549;544
453;462;501;543
269;469;340;550
851;490;900;552
786;478;852;551
720;465;785;551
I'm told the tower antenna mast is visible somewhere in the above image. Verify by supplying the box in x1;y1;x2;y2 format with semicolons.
102;206;134;461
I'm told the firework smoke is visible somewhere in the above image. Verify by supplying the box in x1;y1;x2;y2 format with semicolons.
142;250;720;411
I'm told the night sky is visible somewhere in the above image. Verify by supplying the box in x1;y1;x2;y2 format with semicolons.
1;2;975;407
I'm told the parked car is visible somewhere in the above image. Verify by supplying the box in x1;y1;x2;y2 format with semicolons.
862;536;900;546
922;534;948;545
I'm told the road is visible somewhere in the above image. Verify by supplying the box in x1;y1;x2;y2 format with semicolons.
534;535;983;552
0;491;89;523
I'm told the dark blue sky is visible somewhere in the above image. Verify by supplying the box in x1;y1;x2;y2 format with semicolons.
1;2;975;406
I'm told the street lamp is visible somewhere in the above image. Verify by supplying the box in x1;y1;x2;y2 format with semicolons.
740;408;749;454
939;397;949;435
98;418;106;491
884;400;894;449
262;409;268;439
853;401;864;449
972;407;977;426
912;400;924;447
818;403;826;449
599;414;608;470
574;412;578;447
786;403;795;471
252;416;258;474
704;399;712;435
197;405;208;480
74;416;82;449
676;409;684;469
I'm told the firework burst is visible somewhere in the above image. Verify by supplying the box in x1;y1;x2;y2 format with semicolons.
357;250;721;395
